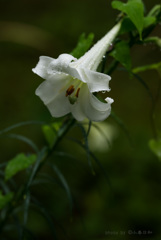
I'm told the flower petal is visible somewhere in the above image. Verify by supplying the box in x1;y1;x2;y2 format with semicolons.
72;21;122;71
78;68;111;93
46;90;70;117
35;73;71;104
48;54;77;75
69;64;87;83
81;86;113;121
70;98;86;122
32;56;53;79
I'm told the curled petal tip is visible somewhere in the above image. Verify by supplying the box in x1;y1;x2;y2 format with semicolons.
105;97;114;104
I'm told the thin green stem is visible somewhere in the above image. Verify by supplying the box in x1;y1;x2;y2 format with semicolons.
0;116;76;234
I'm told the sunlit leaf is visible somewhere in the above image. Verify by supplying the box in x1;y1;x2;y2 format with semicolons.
110;41;131;71
71;33;94;58
5;153;36;180
112;0;144;39
149;138;161;160
0;191;13;209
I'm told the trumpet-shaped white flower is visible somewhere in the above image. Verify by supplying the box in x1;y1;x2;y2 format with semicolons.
32;22;121;121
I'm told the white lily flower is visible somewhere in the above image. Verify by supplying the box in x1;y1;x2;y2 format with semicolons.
32;22;121;121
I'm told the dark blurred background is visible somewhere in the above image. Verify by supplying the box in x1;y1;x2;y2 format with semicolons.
0;0;161;239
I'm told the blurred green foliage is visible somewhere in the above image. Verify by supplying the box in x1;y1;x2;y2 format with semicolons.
71;33;94;58
112;0;144;38
0;191;13;210
5;153;36;180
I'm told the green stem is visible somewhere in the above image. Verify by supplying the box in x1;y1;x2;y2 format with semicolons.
25;116;75;193
1;8;160;234
106;13;161;138
0;116;76;234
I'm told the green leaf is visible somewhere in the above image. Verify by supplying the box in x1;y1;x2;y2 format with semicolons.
5;153;37;180
110;41;131;71
149;138;161;160
42;121;62;148
144;16;156;28
119;15;156;34
71;33;94;58
112;0;144;39
133;62;161;73
42;125;57;148
147;4;161;18
0;191;13;209
119;17;136;34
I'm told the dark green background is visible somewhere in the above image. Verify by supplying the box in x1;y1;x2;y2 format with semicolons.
0;0;161;239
